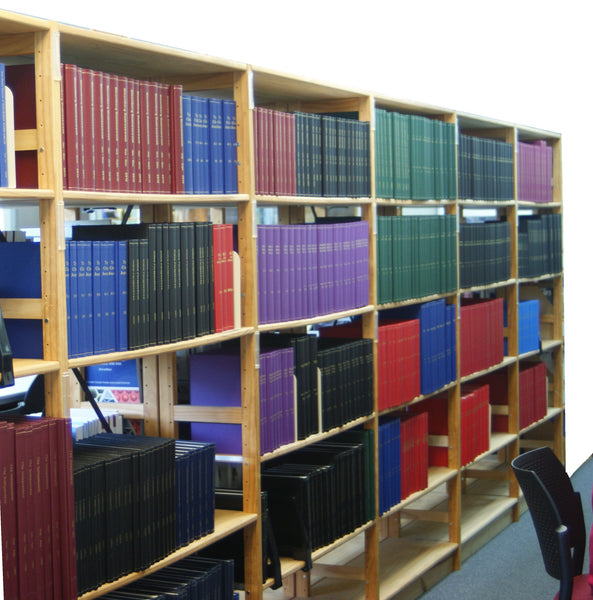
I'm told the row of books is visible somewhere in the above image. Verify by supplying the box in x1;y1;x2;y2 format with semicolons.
375;109;457;200
459;298;505;378
484;360;547;432
257;220;369;324
377;319;421;411
174;440;216;549
61;63;183;194
262;435;372;568
376;215;457;304
189;345;296;456
67;222;234;357
182;95;238;194
189;335;373;456
253;107;371;197
459;221;511;289
73;434;177;594
260;333;319;441
517;140;554;203
426;383;491;467
317;317;421;412
384;299;456;396
97;555;235;600
457;133;514;201
0;416;77;600
378;412;429;515
518;214;563;279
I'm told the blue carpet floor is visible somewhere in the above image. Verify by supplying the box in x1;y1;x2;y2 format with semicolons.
419;454;593;599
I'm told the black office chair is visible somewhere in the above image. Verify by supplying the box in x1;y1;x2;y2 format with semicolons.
511;447;592;600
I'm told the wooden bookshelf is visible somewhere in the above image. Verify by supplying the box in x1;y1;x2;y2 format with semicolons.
0;8;563;600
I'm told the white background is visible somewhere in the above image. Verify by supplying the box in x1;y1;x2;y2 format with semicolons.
1;0;590;473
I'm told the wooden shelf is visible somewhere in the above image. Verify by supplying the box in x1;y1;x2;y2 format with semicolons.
258;306;375;333
12;358;61;378
63;190;250;207
256;195;372;206
68;327;255;368
460;356;516;384
78;509;258;600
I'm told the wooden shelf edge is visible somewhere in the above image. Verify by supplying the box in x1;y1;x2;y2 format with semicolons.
519;406;564;435
68;327;255;368
258;306;374;333
0;187;54;200
381;467;458;518
460;356;516;384
261;414;374;462
63;190;250;206
256;194;372;206
12;358;61;378
78;509;257;600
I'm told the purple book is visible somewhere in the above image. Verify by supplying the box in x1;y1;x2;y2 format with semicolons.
290;225;299;321
306;224;319;318
280;226;290;322
257;225;268;324
355;221;370;307
281;346;295;446
272;226;281;323
190;351;242;455
259;350;270;455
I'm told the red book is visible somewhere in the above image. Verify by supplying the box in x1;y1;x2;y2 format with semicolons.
5;64;38;188
533;361;548;422
62;64;81;190
287;112;297;195
212;224;233;332
0;422;17;599
169;84;184;193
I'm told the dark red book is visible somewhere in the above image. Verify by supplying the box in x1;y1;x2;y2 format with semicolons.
169;84;184;193
5;64;38;188
0;422;17;600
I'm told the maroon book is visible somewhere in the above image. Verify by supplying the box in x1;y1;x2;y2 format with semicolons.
0;422;17;600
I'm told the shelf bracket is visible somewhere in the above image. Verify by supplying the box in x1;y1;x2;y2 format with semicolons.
71;367;113;433
0;307;14;388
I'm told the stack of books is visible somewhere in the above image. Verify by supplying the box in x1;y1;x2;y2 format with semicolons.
517;140;553;203
457;133;514;201
254;108;371;197
375;108;457;201
459;220;511;288
459;298;505;377
257;220;369;324
377;214;457;303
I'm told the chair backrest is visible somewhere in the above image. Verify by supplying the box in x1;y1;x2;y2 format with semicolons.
511;447;585;599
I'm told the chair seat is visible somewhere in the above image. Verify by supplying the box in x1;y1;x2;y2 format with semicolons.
553;574;593;599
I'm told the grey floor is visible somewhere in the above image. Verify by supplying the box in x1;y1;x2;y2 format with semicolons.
419;454;593;599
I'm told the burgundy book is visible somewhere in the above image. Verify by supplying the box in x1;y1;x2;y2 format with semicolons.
169;84;184;193
0;422;17;599
5;64;38;188
62;64;81;190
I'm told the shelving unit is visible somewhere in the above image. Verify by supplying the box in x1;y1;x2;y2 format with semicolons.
0;9;563;600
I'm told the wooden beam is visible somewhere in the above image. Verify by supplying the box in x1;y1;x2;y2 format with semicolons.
159;72;235;91
0;298;43;319
0;33;35;56
14;129;38;151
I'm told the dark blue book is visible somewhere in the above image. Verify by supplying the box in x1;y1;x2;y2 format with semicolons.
208;98;224;194
191;96;210;194
222;100;238;193
0;242;43;359
116;240;128;352
77;240;94;356
91;241;103;354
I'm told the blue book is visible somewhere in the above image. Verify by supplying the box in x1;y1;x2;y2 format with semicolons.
0;63;7;187
208;98;224;194
182;94;194;193
0;242;43;358
222;100;238;193
92;241;103;354
191;96;210;194
116;240;128;352
101;240;117;353
77;240;94;357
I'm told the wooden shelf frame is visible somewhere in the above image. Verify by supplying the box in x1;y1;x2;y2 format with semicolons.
0;8;564;600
